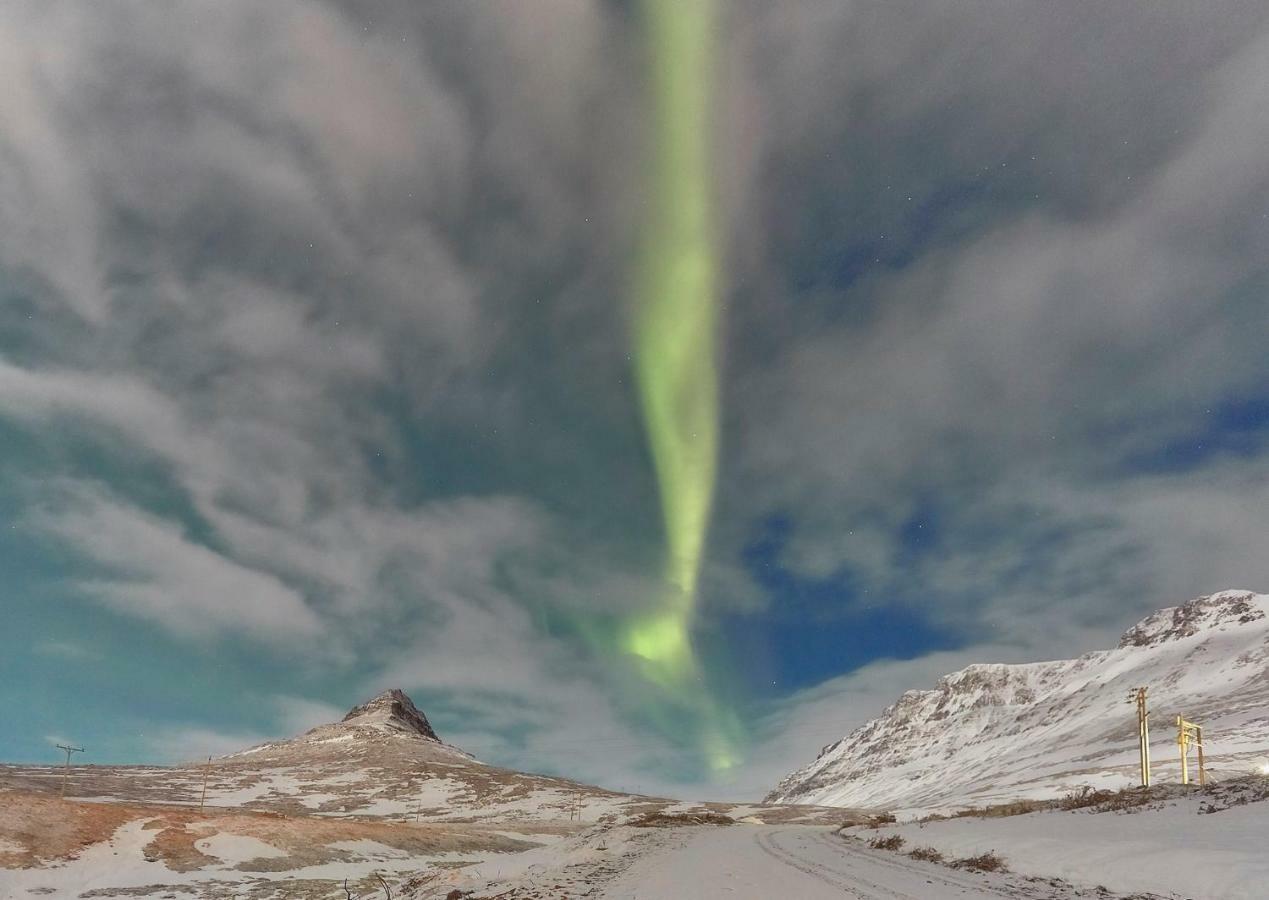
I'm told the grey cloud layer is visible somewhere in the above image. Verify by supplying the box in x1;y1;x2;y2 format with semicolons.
0;1;1266;794
718;1;1269;645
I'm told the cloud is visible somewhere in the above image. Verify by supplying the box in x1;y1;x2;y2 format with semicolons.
145;726;271;764
271;695;347;737
29;484;325;644
144;694;353;763
33;640;101;662
715;6;1269;637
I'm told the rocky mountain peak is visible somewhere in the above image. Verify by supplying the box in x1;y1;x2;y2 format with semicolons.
1117;590;1266;649
340;689;439;741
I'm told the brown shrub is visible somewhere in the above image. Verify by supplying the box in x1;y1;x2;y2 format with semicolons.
951;851;1007;872
1059;785;1153;813
949;798;1047;819
907;846;944;863
1059;786;1115;810
629;811;734;827
867;834;905;851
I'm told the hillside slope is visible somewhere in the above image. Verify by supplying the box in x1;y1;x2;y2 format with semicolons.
768;590;1269;814
1;689;840;825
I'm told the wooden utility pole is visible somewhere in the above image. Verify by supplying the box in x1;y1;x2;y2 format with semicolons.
1177;716;1206;786
199;756;212;812
55;744;84;799
1196;724;1206;787
1128;687;1151;787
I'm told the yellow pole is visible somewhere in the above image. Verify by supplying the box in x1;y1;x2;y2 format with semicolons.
1135;689;1151;788
1178;716;1188;785
1197;726;1206;787
1143;700;1151;787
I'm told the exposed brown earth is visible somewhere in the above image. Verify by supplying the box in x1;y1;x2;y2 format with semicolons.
0;790;545;872
0;791;136;868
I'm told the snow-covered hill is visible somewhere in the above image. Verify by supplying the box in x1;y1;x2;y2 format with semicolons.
2;688;625;821
0;689;847;899
768;590;1269;815
0;689;841;826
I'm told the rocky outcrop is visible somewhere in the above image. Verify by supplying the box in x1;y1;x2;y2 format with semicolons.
1118;591;1265;648
339;688;440;740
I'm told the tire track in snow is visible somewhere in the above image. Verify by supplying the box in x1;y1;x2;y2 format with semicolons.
810;831;1028;898
754;828;921;900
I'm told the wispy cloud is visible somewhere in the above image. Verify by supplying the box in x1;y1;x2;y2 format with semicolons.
33;640;101;662
29;484;325;644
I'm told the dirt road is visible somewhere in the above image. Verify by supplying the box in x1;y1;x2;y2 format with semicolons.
599;826;1154;899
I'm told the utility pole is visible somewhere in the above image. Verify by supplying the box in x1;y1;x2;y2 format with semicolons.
55;744;84;799
1177;716;1206;786
1127;687;1151;787
199;756;211;812
1197;724;1206;787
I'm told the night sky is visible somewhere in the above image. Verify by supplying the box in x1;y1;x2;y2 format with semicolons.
2;1;1268;799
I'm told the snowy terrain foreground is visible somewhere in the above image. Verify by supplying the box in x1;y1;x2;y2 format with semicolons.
419;821;1162;900
440;781;1269;899
858;778;1269;900
771;590;1269;815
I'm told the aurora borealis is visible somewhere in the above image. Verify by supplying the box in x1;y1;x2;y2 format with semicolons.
1;1;1268;801
624;0;725;750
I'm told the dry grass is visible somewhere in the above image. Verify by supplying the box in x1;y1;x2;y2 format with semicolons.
867;834;905;851
932;785;1159;822
947;798;1048;820
907;846;944;863
951;851;1007;872
0;789;541;876
0;790;136;867
628;810;734;827
1197;775;1269;813
1062;785;1155;813
1058;786;1113;810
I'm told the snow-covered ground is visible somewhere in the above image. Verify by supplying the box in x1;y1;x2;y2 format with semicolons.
860;779;1269;900
602;826;1039;899
423;821;1160;900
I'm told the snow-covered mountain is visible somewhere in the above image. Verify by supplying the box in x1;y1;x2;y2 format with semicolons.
0;688;841;825
2;688;626;821
768;590;1269;815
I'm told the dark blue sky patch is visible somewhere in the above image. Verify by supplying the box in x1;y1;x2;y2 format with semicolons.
740;514;858;609
897;498;941;563
1121;393;1269;475
703;603;962;699
791;173;1007;302
708;513;962;697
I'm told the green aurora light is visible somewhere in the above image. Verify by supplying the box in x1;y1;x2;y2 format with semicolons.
623;0;740;772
